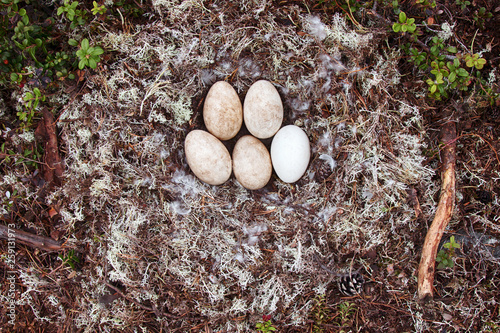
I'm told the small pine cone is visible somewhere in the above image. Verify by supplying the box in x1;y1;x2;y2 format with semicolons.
313;159;333;182
338;273;364;296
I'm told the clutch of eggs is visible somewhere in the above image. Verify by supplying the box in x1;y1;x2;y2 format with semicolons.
185;80;310;189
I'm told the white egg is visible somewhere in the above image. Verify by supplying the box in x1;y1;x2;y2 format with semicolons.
204;81;243;140
233;135;272;190
185;130;232;185
271;125;310;183
243;80;283;139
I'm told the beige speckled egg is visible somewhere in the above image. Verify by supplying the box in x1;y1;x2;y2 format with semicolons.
185;130;232;185
243;80;283;139
232;135;272;190
203;81;243;140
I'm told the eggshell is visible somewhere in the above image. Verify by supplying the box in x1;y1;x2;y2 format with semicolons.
233;135;272;190
270;125;310;183
243;80;283;139
185;130;232;185
203;81;243;140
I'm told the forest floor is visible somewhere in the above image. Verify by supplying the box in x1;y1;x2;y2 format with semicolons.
1;0;499;332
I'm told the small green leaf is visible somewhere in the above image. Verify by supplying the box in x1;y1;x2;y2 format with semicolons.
88;57;97;69
81;38;90;51
78;59;86;69
392;23;401;32
436;73;444;84
90;47;104;56
457;68;468;77
449;72;456;82
399;11;407;24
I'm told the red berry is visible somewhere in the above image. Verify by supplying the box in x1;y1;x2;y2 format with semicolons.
3;59;8;65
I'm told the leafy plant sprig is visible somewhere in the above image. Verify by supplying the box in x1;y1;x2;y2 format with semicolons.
436;236;460;269
465;53;487;70
455;0;470;11
18;87;45;124
392;12;416;34
255;315;276;333
59;249;80;270
426;72;446;100
408;48;428;70
416;0;436;9
91;1;107;15
473;7;492;30
335;301;356;332
447;58;470;89
70;38;104;70
57;0;87;28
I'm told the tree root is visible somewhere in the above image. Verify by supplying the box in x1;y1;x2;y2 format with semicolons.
417;120;456;301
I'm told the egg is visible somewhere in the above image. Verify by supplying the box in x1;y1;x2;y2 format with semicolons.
203;81;243;140
243;80;283;139
270;125;310;183
185;130;232;185
232;135;272;190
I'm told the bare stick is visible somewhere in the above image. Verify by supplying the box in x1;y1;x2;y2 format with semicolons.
0;224;63;251
417;120;456;301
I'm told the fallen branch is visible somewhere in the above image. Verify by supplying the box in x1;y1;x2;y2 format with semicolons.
0;224;63;251
417;120;456;301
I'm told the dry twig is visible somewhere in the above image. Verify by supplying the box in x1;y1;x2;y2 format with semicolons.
417;120;456;301
0;224;63;251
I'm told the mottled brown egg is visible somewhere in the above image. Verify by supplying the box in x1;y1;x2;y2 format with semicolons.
185;130;232;185
232;135;272;190
243;80;283;139
203;81;243;140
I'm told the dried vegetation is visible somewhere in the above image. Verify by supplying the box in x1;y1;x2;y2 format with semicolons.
1;0;499;332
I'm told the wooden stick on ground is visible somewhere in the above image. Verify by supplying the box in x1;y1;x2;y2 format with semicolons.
0;224;63;251
417;120;456;301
